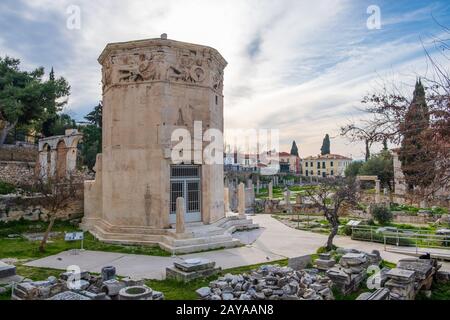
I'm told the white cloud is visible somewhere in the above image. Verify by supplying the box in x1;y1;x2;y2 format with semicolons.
5;0;450;158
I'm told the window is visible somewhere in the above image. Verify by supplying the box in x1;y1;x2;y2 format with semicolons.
330;170;334;176
322;172;326;177
310;170;313;176
322;162;326;169
317;162;320;169
305;171;309;176
318;170;321;176
305;162;309;167
215;95;218;105
310;162;313;167
330;161;334;167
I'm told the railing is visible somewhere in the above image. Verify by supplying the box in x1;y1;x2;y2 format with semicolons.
351;225;450;252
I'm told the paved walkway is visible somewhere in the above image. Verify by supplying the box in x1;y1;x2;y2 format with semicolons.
25;215;449;279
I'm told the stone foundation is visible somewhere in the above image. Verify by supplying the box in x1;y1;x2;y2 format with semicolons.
0;194;83;223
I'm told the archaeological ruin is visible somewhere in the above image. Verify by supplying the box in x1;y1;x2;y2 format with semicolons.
81;35;257;253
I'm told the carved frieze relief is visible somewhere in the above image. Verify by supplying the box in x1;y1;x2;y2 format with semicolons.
102;46;224;92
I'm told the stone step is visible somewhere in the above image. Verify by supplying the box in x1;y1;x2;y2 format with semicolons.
165;234;235;247
160;238;242;255
91;225;163;243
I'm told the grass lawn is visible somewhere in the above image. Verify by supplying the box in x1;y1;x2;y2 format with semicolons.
417;281;450;300
0;220;171;260
256;185;316;201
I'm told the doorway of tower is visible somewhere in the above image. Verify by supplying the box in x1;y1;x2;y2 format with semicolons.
169;165;202;224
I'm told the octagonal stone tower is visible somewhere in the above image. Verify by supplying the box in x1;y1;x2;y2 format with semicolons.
81;35;235;251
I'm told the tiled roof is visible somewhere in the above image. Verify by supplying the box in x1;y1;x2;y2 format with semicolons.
302;154;352;160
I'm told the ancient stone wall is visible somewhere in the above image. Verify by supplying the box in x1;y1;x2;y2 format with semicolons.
0;194;83;223
0;145;38;162
0;161;36;186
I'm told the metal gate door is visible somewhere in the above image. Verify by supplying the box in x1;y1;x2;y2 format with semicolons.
170;165;201;223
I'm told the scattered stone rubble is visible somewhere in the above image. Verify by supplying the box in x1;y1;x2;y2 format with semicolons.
196;265;335;300
10;265;164;300
384;258;438;300
357;257;441;300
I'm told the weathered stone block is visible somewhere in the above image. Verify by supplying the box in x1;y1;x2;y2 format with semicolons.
101;266;116;282
173;258;216;272
101;279;126;296
0;262;16;279
288;255;311;270
166;266;221;283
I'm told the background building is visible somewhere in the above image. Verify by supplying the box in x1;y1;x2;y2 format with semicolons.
302;154;352;177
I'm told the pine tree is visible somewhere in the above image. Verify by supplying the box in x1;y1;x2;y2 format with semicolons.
290;140;299;156
49;67;55;81
320;134;331;155
399;79;435;189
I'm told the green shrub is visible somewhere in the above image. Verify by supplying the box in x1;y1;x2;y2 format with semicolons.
0;181;16;195
372;205;393;225
431;207;448;215
341;225;353;236
316;245;337;254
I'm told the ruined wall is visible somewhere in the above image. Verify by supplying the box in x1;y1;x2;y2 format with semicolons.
0;194;83;223
0;145;38;162
0;161;36;186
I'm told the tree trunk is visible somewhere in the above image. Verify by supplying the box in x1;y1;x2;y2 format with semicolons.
39;215;56;253
365;139;370;161
326;224;339;251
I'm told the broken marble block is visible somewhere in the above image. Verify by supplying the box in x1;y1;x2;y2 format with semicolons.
101;266;116;282
122;276;145;287
314;253;336;270
166;258;221;282
101;279;126;297
288;255;311;270
384;268;416;300
0;261;16;279
79;291;110;300
397;259;433;282
60;270;90;281
365;250;382;266
0;261;23;285
356;288;390;300
48;291;91;300
339;253;367;268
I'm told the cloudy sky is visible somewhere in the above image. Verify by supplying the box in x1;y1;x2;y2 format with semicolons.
1;0;449;159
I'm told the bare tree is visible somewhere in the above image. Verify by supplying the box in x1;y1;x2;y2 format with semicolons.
304;178;359;251
340;122;385;161
350;23;450;198
33;173;81;252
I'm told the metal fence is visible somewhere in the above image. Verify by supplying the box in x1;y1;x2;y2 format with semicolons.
351;225;450;252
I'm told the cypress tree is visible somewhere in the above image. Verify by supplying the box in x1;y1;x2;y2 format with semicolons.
399;79;435;189
290;140;299;156
320;134;331;155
